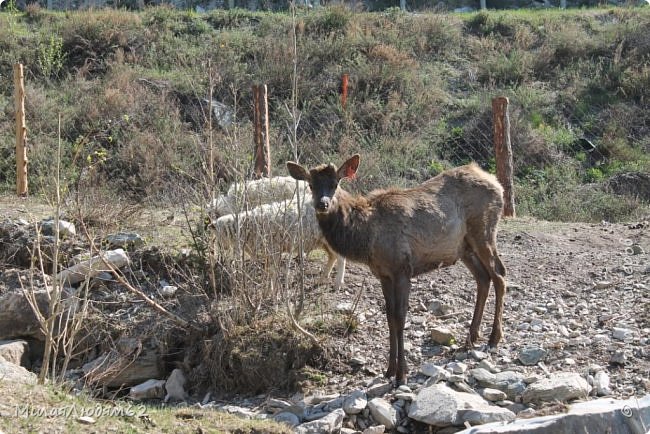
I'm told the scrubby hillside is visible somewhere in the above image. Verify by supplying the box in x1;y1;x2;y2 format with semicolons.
0;5;648;221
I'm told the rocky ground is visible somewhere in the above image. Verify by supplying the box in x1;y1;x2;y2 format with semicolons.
0;194;648;433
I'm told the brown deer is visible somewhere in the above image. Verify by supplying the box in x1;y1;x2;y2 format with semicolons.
287;155;507;385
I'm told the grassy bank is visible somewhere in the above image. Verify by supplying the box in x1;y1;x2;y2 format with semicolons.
0;5;648;221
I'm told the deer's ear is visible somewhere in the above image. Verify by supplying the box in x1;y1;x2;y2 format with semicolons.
287;161;310;182
337;154;360;180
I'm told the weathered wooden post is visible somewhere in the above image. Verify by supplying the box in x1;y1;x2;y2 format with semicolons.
252;84;271;179
14;63;28;197
492;96;515;217
340;73;349;111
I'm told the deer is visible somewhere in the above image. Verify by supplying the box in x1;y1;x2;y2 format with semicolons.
287;154;507;385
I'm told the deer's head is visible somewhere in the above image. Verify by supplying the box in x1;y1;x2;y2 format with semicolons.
287;154;360;214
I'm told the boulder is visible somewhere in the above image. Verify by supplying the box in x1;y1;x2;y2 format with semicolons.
39;219;76;238
82;338;163;388
409;384;515;427
129;379;166;400
518;346;548;366
456;394;650;434
57;249;129;286
0;291;50;341
420;362;450;383
430;327;456;345
105;232;144;250
470;368;527;400
273;411;300;427
295;408;345;434
164;368;188;402
0;340;30;368
368;398;397;429
482;388;507;402
343;389;367;415
522;373;591;404
0;358;37;384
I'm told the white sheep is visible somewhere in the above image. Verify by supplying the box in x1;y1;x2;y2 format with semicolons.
212;195;346;291
209;176;310;217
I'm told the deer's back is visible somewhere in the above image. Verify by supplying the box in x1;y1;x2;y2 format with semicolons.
362;164;503;275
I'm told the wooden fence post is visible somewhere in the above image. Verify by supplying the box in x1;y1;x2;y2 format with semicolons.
340;73;349;111
492;96;515;217
14;63;28;197
252;84;271;179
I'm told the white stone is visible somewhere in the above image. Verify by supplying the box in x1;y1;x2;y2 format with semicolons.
522;373;591;404
420;362;450;382
160;286;178;297
430;327;456;345
295;408;345;434
343;390;367;415
362;425;386;434
0;340;30;368
164;368;188;402
57;249;129;285
0;358;37;384
273;411;300;427
455;395;650;434
447;361;468;375
77;416;96;424
129;379;166;400
594;371;611;396
482;388;507;402
368;398;398;430
408;384;515;427
612;327;634;341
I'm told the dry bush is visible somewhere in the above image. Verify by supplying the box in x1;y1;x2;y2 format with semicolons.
59;10;144;76
188;316;325;394
404;13;463;58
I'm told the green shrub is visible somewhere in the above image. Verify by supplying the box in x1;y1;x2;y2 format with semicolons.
37;35;65;79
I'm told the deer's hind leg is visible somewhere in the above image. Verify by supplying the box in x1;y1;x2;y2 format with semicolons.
465;226;507;348
462;250;492;348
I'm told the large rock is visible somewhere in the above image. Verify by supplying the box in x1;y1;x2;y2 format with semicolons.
164;368;188;402
420;362;450;383
470;368;527;400
522;372;591;404
368;397;398;429
39;219;76;238
295;408;345;433
430;327;456;345
518;346;547;366
409;384;515;427
456;394;650;434
82;338;163;388
0;291;50;341
105;232;144;250
57;249;130;286
0;340;30;368
0;358;37;384
343;389;367;415
273;411;300;427
129;379;166;400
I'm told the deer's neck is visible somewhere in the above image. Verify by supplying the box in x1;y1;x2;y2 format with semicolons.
316;189;372;263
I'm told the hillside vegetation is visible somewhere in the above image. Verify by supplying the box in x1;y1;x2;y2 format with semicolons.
0;5;649;221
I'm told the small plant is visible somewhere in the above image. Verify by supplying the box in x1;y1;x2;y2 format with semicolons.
37;35;66;79
584;167;604;183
